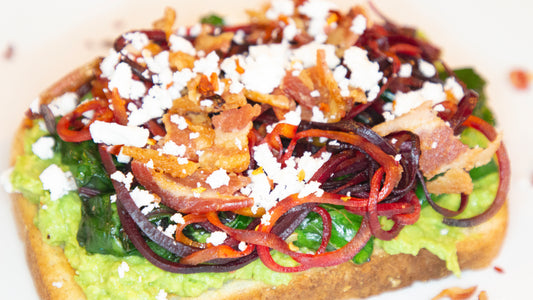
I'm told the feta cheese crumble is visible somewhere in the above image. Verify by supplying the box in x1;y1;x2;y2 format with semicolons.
156;289;168;300
39;164;77;201
343;46;383;101
206;231;228;246
206;169;231;189
117;261;130;278
32;136;55;160
48;92;78;117
89;120;149;147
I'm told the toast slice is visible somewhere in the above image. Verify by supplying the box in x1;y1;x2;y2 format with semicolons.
9;123;508;300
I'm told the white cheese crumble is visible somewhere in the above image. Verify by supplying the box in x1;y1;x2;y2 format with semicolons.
444;77;465;100
128;85;173;126
200;99;214;107
159;141;187;157
433;104;445;112
48;92;78;117
266;0;294;20
170;114;188;130
311;106;328;122
418;59;436;77
280;105;302;126
32;136;55;160
290;42;340;69
162;224;177;238
350;15;367;35
238;241;248;251
100;49;121;78
206;169;231;189
398;63;413;78
343;46;383;101
108;62;147;100
90;121;149;147
30;97;41;114
156;289;168;300
189;132;200;139
123;32;149;51
170;213;185;224
233;29;245;45
391;81;446;117
129;187;159;214
116;148;131;164
241;44;290;94
394;154;402;162
117;261;130;279
193;51;220;76
298;180;324;198
110;171;134;190
39;164;77;201
206;231;228;246
169;34;196;56
299;0;338;43
241;144;331;214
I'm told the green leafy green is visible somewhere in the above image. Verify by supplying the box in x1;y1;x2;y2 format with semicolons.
294;205;373;264
77;193;134;256
200;14;225;27
55;137;114;192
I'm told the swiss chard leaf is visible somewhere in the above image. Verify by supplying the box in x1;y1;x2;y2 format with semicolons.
77;193;135;257
294;205;373;264
55;137;114;192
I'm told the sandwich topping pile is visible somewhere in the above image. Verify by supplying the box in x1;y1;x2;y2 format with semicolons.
8;0;510;298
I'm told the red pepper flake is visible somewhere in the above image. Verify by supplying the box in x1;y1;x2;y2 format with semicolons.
494;266;505;273
509;68;531;90
3;44;14;60
432;286;477;300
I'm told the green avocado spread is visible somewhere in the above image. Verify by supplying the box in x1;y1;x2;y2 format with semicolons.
10;121;498;299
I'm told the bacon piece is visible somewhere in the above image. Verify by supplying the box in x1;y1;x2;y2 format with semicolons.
131;161;252;214
373;102;501;194
195;32;234;54
169;51;196;70
281;73;315;110
212;104;261;132
244;89;293;111
152;7;176;37
308;49;352;122
426;168;473;195
121;146;198;178
327;6;369;53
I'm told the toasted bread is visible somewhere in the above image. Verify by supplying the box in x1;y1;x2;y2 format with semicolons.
10;122;508;300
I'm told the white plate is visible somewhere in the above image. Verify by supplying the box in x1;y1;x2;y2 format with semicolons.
1;1;531;299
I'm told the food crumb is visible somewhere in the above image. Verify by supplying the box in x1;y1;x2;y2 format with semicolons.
3;44;14;60
478;290;488;300
432;285;477;300
493;266;505;273
509;68;531;90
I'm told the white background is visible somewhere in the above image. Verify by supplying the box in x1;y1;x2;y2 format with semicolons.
0;1;532;299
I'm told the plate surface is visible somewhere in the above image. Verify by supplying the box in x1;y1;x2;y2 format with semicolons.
1;1;531;299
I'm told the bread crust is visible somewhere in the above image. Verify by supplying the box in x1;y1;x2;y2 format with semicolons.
9;121;508;300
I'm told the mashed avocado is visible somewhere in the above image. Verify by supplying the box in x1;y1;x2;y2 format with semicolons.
377;127;498;276
11;122;294;299
10;122;498;299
